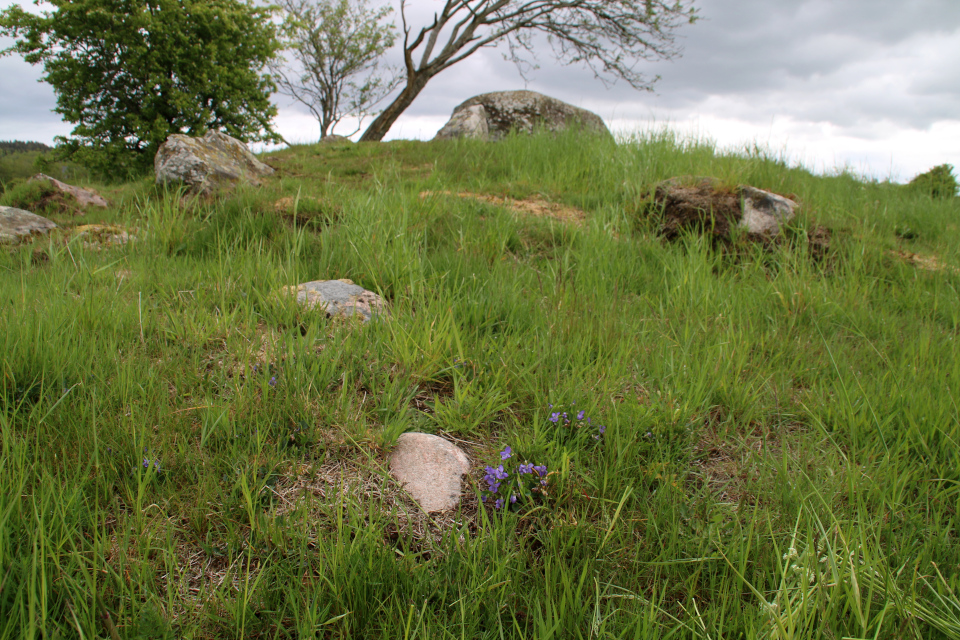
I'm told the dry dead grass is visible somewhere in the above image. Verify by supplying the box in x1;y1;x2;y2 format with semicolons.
271;448;483;555
892;249;958;274
690;420;800;506
419;190;586;226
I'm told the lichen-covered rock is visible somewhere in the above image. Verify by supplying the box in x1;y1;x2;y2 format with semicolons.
279;279;388;322
435;91;611;141
389;433;470;513
28;174;108;209
73;224;136;248
154;130;274;194
0;206;57;244
434;105;489;140
655;177;797;240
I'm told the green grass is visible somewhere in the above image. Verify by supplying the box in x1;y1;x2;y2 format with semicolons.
1;129;959;639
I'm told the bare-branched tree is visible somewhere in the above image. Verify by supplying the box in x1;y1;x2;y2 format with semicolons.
358;0;697;142
272;0;400;139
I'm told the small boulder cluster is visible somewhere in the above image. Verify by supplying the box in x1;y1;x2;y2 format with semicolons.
655;176;799;241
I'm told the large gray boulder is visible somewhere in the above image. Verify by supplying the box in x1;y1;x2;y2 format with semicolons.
0;206;57;244
389;433;471;513
434;105;489;140
154;130;274;194
279;278;388;323
434;90;611;141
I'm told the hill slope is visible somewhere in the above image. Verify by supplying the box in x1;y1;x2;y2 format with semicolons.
1;132;959;638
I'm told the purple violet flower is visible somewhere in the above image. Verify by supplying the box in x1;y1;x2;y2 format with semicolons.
533;465;548;477
510;494;517;504
598;425;606;434
500;446;512;460
269;376;277;387
549;412;560;423
577;410;585;420
518;463;533;475
494;498;504;509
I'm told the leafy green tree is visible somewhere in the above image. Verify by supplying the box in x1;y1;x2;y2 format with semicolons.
0;0;282;177
271;0;399;139
909;164;958;199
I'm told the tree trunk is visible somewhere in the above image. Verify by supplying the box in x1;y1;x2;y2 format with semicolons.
359;75;431;142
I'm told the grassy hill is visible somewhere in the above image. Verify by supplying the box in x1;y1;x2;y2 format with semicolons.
0;141;90;191
1;131;959;639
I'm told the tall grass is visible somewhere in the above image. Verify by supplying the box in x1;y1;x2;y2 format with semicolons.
0;129;958;638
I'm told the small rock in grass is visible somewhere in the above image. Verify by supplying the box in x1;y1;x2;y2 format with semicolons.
389;433;470;513
0;206;57;244
739;186;797;235
280;279;387;322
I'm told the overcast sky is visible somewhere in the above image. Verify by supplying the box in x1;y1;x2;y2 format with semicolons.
2;0;959;182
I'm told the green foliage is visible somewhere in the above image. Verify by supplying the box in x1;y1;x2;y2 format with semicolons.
909;163;958;199
272;0;398;138
0;0;282;179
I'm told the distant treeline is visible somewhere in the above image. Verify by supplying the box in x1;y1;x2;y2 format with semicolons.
0;141;53;155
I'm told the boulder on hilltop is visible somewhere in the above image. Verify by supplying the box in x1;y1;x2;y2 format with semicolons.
434;91;611;141
154;130;274;194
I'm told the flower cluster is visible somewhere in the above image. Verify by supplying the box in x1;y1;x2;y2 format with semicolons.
481;445;548;510
134;447;163;478
547;402;606;445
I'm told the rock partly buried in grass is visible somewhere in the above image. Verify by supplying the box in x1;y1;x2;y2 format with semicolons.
0;206;57;244
280;279;388;322
28;174;108;209
73;224;136;248
435;90;611;141
154;130;274;195
739;186;798;235
656;177;797;240
389;433;471;513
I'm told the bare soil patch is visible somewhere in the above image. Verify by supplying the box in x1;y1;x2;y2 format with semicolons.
690;418;799;506
420;190;586;226
892;249;958;274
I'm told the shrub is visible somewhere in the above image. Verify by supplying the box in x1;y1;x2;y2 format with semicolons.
908;164;958;199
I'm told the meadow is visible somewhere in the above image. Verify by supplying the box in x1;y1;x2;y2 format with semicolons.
1;130;959;639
